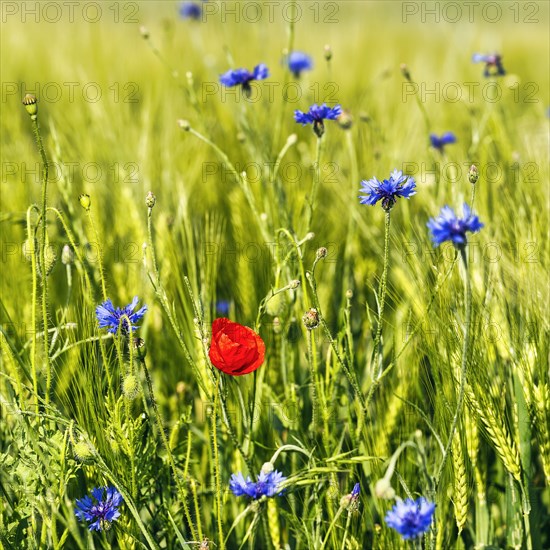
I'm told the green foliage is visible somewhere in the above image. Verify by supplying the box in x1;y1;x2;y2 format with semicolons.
1;2;549;549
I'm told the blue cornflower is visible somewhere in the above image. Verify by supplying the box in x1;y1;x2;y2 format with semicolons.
294;103;342;137
230;469;286;499
219;64;269;96
427;203;484;247
75;486;123;532
359;169;417;211
179;1;205;20
430;132;456;152
351;483;360;499
96;296;147;334
472;53;505;77
385;497;435;540
288;51;313;78
216;300;230;316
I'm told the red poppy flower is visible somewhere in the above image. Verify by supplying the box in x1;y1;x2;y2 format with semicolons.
209;318;265;376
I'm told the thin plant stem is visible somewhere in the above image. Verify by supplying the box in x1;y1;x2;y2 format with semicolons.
320;505;344;550
26;206;40;413
138;349;198;541
372;210;391;378
146;206;209;398
86;209;107;301
211;377;225;550
307;136;323;230
364;250;459;410
306;329;319;431
340;511;352;550
306;271;366;410
434;247;471;487
30;116;51;405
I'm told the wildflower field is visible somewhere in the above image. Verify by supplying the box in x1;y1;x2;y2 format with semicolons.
1;1;550;549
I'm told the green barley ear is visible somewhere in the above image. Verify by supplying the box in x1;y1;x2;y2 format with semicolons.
452;432;468;533
267;498;281;549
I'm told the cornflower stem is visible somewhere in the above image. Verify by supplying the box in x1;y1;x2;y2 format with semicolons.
320;505;344;550
116;320;137;500
434;246;471;488
340;510;353;550
30;117;51;405
307;135;323;231
471;183;477;208
364;251;459;411
273;0;296;148
138;349;198;541
372;210;391;379
26;206;40;413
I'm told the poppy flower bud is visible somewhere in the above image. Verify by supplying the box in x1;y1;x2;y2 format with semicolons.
266;293;286;317
22;238;36;262
43;244;57;277
22;94;38;119
316;247;328;259
302;308;320;330
122;374;141;400
289;279;300;289
74;440;95;464
260;461;275;475
324;44;332;61
346;289;353;299
374;477;395;500
145;191;156;209
61;244;74;265
468;164;479;185
209;318;265;376
178;119;191;131
79;193;91;211
337;110;353;130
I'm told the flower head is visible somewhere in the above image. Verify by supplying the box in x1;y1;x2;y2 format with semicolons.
230;469;286;499
294;103;342;137
219;64;269;96
209;318;265;375
75;486;123;532
430;132;456;152
179;1;204;20
287;51;313;77
385;497;435;540
96;296;147;335
472;53;505;77
427;203;484;247
359;169;417;210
